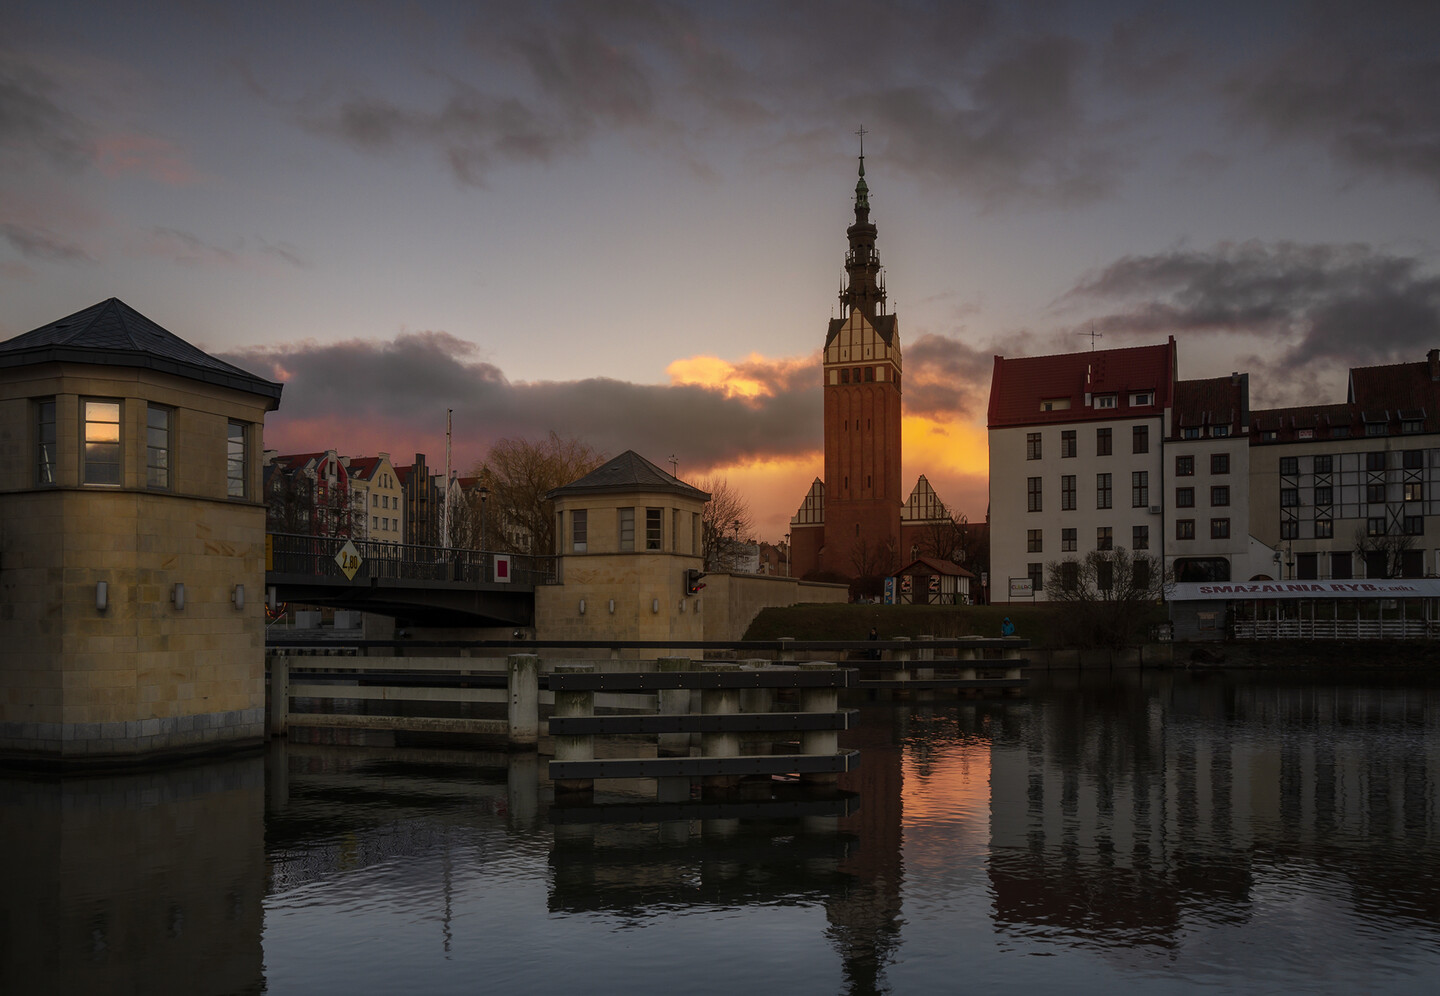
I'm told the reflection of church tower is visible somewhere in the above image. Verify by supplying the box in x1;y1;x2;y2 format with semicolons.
815;142;904;578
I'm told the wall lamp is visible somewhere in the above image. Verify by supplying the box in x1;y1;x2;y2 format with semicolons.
652;598;660;614
232;584;245;611
578;599;587;615
96;581;108;612
608;599;615;614
171;583;185;610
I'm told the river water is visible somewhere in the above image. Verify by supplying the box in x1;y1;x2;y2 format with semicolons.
2;669;1437;995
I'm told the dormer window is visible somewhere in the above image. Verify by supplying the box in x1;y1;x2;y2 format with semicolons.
1095;394;1117;409
1040;398;1071;412
1182;427;1199;439
1213;425;1231;438
1130;391;1153;407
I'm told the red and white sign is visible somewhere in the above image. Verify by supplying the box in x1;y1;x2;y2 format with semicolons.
493;554;511;583
1168;578;1440;600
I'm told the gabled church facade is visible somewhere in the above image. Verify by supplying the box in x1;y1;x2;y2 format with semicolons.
789;151;957;584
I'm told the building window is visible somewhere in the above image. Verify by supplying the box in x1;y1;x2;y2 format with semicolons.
1279;456;1298;475
146;405;171;489
1331;552;1353;578
1367;516;1385;537
1366;422;1388;436
1332;426;1350;438
1404;515;1424;536
1027;529;1043;553
1061;561;1079;591
1061;430;1076;458
1027;477;1042;512
1279;520;1297;540
1096;559;1114;590
1367;451;1386;471
1026;432;1042;460
864;366;875;382
1132;471;1149;508
572;509;588;551
1404;450;1424;470
1096;473;1112;509
1027;562;1044;592
1261;430;1277;442
1211;518;1230;539
1211;485;1230;507
1096;427;1112;456
1213;425;1231;438
840;368;850;384
1405;482;1423;502
1314;455;1333;474
646;507;663;550
1281;488;1299;507
84;400;122;485
1182;427;1200;439
1403;419;1423;434
619;507;635;550
1131;391;1153;407
1133;525;1149;550
1211;453;1229;475
36;398;56;485
1297;552;1318;579
1096;526;1112;551
226;421;248;498
1176;519;1195;540
1315;517;1333;539
1061;475;1076;510
1096;395;1117;409
1366;483;1386;504
1062;527;1076;552
1175;455;1194;476
1315;486;1333;505
1133;425;1148;454
1176;487;1194;508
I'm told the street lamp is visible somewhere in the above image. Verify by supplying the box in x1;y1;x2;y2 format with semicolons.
784;532;791;577
479;485;490;551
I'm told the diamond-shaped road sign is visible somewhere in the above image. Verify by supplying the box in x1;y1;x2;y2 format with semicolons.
335;539;362;580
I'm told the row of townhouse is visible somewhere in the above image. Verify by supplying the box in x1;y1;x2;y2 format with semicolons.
265;449;464;548
988;341;1440;601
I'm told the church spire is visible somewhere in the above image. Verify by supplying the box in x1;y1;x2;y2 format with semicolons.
841;125;884;322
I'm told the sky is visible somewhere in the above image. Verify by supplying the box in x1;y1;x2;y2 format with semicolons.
5;0;1440;541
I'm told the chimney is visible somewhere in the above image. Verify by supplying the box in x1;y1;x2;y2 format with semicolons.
1231;371;1240;385
1429;349;1440;380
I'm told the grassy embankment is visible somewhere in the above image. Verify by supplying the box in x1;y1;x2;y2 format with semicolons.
743;602;1168;649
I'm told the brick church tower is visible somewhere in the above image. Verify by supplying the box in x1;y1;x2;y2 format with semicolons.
791;146;904;579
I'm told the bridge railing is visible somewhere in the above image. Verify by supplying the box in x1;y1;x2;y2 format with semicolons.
267;532;558;586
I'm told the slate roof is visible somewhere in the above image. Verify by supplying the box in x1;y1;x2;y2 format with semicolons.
987;338;1175;429
547;450;711;501
0;297;282;405
825;311;898;348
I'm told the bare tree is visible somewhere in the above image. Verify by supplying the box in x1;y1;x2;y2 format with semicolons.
469;432;605;555
915;502;966;562
1045;546;1166;649
1353;525;1417;578
693;475;752;572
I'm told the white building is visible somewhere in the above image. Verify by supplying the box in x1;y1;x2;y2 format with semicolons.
988;340;1174;602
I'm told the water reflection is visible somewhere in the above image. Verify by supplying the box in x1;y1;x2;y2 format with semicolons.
3;671;1439;995
0;754;265;996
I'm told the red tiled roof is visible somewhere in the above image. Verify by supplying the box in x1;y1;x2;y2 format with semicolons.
987;338;1176;428
1169;374;1248;437
896;556;975;578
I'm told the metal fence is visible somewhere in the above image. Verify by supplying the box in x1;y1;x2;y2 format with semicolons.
267;532;557;586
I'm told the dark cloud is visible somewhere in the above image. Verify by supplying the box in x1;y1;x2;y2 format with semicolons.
1062;240;1440;372
0;58;91;169
1225;1;1440;190
292;1;1139;202
905;333;995;419
0;222;93;262
222;332;823;470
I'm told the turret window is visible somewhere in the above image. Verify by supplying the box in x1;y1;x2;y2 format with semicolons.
841;369;850;384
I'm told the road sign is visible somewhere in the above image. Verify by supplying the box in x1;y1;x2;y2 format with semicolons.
335;540;362;580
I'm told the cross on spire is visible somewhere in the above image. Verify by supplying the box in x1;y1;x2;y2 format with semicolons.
856;124;867;159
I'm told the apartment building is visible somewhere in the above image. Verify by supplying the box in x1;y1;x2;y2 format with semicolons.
988;339;1175;602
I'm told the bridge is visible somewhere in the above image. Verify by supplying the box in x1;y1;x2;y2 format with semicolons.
265;532;556;627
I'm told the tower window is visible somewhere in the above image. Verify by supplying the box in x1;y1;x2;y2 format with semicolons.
841;369;850;384
865;367;874;382
853;367;861;382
